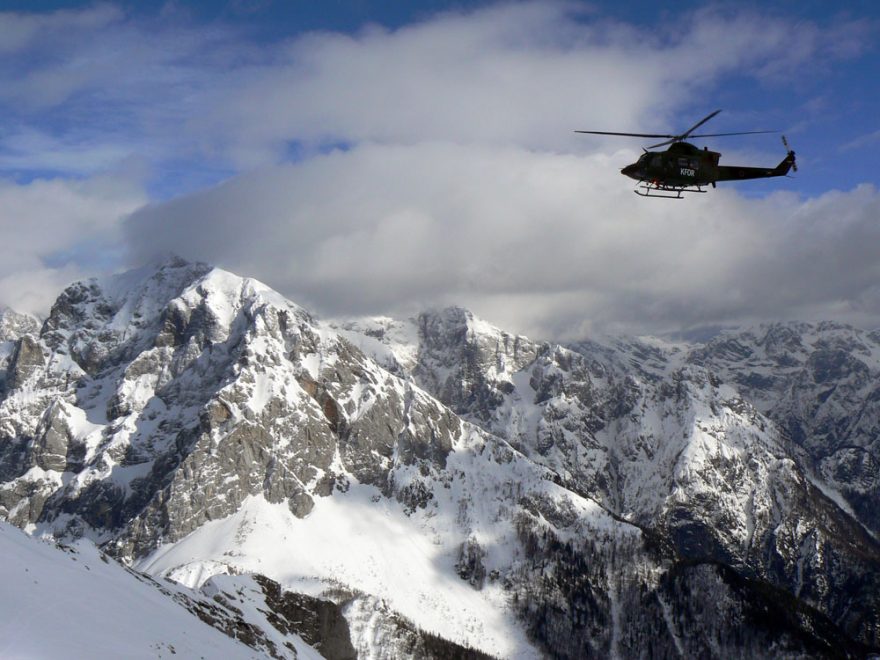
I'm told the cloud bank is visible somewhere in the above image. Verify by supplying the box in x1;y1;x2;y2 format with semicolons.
126;141;880;338
1;2;878;338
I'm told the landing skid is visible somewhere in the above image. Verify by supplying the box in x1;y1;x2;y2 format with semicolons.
634;181;708;199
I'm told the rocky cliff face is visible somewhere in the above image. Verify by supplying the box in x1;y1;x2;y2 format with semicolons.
687;322;880;537
1;260;878;658
0;308;40;396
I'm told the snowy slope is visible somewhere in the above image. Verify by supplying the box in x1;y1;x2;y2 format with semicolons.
0;520;270;660
139;490;541;659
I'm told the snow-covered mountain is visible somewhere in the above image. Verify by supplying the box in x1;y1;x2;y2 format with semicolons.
0;518;326;659
1;258;878;658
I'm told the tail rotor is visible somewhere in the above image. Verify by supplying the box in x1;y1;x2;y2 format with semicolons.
782;135;798;172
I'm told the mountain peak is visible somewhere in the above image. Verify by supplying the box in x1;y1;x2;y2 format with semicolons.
418;305;533;345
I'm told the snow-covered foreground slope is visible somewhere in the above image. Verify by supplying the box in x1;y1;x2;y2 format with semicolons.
1;259;879;658
0;520;274;659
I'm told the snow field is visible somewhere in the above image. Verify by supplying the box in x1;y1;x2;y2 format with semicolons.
0;521;265;660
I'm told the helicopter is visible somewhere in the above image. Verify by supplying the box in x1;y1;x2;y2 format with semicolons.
576;109;797;198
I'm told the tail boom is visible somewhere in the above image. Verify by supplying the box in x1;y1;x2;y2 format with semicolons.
715;150;796;182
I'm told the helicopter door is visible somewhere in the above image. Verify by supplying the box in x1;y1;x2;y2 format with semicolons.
678;157;697;178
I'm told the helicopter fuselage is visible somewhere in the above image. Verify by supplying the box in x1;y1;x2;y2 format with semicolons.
621;142;720;187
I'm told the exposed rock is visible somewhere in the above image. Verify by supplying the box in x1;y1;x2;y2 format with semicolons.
7;335;45;391
31;400;79;472
254;574;357;660
456;537;487;589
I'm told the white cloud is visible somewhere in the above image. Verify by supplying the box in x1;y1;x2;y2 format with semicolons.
191;4;852;161
0;174;145;315
125;141;880;338
0;4;121;55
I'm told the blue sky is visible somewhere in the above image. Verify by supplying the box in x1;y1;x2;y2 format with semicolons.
0;1;878;337
3;1;877;196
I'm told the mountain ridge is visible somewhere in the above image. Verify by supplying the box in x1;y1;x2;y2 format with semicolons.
1;258;878;658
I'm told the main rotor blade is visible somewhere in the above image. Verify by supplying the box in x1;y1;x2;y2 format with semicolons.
574;130;675;138
575;110;774;148
689;130;778;138
646;129;775;149
678;109;721;140
576;110;723;145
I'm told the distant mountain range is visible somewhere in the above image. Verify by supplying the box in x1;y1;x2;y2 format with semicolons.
1;257;878;659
